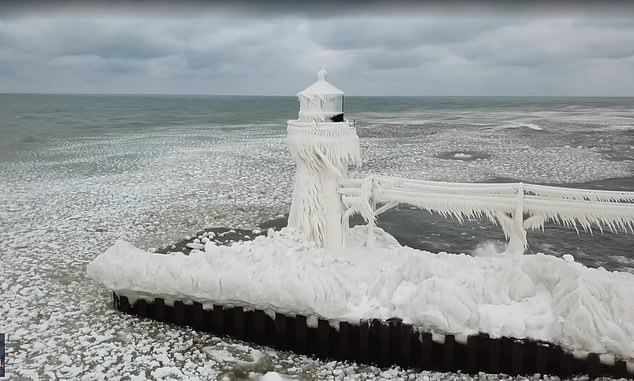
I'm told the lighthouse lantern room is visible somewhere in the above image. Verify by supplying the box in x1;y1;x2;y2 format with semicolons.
297;68;345;123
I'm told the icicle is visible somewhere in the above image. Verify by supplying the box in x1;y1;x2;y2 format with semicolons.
338;174;634;254
287;121;361;248
525;184;634;203
524;197;634;234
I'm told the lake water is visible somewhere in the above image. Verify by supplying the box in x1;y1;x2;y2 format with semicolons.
1;94;632;379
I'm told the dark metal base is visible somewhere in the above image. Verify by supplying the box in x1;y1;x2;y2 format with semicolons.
112;292;632;379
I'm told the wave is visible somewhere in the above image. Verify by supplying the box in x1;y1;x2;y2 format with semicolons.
489;121;544;131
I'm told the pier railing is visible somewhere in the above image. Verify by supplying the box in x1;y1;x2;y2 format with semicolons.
338;175;634;254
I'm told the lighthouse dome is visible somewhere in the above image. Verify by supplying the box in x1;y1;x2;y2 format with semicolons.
297;68;345;122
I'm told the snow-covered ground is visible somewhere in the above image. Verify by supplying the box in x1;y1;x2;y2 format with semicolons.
88;226;634;363
2;95;633;379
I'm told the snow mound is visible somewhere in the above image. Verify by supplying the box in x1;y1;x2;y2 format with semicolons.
87;225;634;360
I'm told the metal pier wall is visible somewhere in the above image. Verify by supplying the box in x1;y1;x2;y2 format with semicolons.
112;293;632;379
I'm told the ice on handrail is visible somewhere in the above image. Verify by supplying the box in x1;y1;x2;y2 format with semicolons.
339;175;634;254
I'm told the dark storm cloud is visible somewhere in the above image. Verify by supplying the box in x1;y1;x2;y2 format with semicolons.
1;3;634;95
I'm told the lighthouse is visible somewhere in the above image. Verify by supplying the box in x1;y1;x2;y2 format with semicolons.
287;69;361;248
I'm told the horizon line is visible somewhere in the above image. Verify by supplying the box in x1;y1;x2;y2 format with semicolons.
2;92;634;98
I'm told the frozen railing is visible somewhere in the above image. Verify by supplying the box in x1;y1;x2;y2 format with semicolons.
338;175;634;254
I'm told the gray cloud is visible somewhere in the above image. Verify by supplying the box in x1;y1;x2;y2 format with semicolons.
1;5;634;95
457;18;634;67
310;17;509;51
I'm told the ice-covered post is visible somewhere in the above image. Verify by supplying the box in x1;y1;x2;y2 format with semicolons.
502;183;528;255
287;69;361;248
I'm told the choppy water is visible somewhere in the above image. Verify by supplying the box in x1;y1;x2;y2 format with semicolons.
1;94;633;379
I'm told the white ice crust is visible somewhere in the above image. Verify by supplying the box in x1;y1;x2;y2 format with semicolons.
296;69;344;123
297;69;344;96
340;175;634;254
287;70;359;248
87;225;634;361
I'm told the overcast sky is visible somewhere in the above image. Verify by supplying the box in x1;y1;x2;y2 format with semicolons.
1;2;634;96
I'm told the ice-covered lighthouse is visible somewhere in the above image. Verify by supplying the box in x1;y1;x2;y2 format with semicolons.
287;69;361;248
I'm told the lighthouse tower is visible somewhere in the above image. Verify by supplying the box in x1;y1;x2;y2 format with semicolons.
287;69;361;248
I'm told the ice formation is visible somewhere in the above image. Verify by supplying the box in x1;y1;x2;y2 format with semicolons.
285;70;633;254
82;69;634;376
287;69;361;248
339;176;634;255
87;225;634;361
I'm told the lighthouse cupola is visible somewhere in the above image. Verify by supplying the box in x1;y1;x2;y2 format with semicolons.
297;68;345;123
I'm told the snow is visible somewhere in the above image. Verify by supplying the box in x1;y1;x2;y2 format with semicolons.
202;347;238;363
297;69;344;96
260;371;288;381
88;225;634;361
